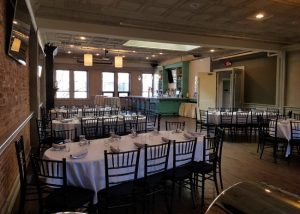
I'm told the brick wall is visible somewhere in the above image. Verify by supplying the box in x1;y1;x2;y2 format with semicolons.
0;0;31;212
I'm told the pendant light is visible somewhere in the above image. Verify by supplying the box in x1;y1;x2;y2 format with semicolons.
84;54;93;66
114;56;123;68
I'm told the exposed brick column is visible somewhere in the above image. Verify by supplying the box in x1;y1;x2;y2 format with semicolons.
44;43;57;111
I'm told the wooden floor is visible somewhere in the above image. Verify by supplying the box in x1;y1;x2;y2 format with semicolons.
17;116;300;214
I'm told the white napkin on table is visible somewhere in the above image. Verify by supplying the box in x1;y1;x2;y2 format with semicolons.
110;145;121;153
134;142;145;148
161;137;170;143
52;143;66;150
70;149;88;158
183;133;194;140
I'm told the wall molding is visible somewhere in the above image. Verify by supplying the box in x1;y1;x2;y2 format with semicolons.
0;112;34;155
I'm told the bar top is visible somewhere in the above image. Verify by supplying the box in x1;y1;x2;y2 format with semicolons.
127;96;191;101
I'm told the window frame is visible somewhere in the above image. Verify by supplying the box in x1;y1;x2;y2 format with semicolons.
102;72;115;96
142;73;153;97
55;69;70;99
55;69;89;99
74;70;88;99
117;72;130;97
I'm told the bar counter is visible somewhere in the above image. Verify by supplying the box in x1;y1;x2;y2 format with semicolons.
121;96;196;116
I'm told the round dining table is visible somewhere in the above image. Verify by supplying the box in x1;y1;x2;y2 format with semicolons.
43;131;205;203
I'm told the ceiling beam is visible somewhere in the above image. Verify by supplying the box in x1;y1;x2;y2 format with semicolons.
37;18;283;52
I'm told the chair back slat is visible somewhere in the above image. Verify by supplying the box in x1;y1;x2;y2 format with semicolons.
15;136;27;187
104;149;140;188
173;139;196;168
165;121;185;131
145;142;171;176
53;128;78;141
291;121;300;141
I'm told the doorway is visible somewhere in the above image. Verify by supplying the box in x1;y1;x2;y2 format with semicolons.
215;67;244;109
222;79;231;108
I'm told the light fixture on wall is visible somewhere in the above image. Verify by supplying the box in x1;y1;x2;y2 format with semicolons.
84;53;93;66
138;75;142;81
11;37;21;52
114;55;123;68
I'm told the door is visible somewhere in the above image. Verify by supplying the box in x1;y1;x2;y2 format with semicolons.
222;79;231;108
198;72;217;109
231;68;243;108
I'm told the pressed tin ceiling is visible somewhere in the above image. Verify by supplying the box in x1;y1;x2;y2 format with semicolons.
29;0;300;63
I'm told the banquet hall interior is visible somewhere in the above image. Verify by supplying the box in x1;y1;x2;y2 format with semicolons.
1;0;300;213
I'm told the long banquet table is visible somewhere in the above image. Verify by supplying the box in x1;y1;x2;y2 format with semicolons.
52;115;146;135
44;131;204;203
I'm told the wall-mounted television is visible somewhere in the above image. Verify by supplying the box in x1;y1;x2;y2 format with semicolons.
7;0;30;65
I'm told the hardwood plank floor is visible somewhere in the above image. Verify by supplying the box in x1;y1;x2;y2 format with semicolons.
17;116;300;214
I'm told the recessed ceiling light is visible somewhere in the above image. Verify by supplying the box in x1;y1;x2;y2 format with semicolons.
132;50;136;53
146;57;149;60
210;49;215;52
96;53;100;56
67;51;71;54
152;55;156;57
159;52;163;55
70;44;74;48
255;13;264;19
124;40;200;51
80;36;86;40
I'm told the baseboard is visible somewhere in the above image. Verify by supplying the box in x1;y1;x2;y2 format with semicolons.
1;176;20;214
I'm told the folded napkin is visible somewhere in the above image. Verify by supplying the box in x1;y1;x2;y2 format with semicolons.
70;149;88;158
183;133;194;140
61;118;72;123
134;142;145;148
161;137;170;143
52;143;66;150
79;140;90;146
111;133;121;139
151;130;160;135
110;145;121;153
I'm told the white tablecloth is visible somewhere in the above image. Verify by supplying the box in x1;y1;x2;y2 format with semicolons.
275;119;296;157
44;131;204;203
94;95;107;106
179;103;197;118
104;97;121;108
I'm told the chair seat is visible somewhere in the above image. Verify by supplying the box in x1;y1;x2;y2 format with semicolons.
98;181;137;200
191;161;214;174
136;172;166;191
45;186;94;211
165;166;192;181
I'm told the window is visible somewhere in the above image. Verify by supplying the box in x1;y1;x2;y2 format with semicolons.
142;73;153;97
118;73;130;97
102;72;114;97
56;70;70;98
74;71;87;98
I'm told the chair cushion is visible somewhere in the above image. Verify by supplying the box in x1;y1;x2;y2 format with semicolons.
45;186;94;211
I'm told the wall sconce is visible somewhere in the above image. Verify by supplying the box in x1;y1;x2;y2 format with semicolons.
84;54;93;66
11;37;21;52
138;75;142;81
114;56;123;68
